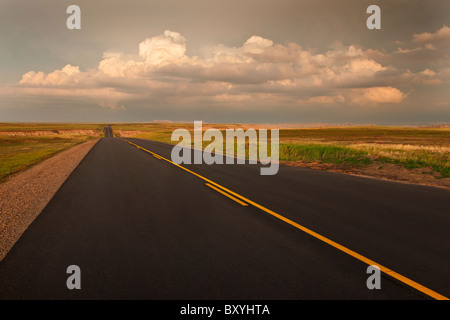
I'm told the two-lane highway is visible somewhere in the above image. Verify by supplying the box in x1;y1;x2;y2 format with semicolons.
103;125;113;138
0;136;448;299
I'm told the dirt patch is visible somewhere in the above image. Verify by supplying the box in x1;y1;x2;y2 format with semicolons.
0;139;99;261
282;160;450;189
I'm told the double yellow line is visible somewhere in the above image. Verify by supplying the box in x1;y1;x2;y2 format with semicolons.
119;137;448;300
205;183;249;206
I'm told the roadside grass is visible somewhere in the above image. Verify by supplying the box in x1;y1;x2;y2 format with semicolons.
0;123;105;132
0;135;96;183
280;127;450;178
112;123;192;144
279;143;372;165
133;130;180;145
113;124;450;178
280;142;449;178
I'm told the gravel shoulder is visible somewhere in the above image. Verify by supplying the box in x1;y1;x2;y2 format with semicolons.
0;139;99;261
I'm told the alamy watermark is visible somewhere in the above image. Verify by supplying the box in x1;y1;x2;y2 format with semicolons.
66;265;81;290
170;121;279;175
366;265;381;290
66;5;380;31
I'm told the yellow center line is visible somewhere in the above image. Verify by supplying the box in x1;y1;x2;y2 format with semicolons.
119;137;449;300
205;183;249;206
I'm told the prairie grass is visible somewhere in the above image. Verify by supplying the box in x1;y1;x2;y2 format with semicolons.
0;123;105;132
279;143;372;165
279;127;449;177
114;124;450;178
0;134;96;183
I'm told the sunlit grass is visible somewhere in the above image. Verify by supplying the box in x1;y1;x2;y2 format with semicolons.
279;143;372;165
113;124;450;178
0;135;96;183
0;123;105;132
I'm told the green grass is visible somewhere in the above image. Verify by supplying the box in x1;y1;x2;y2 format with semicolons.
0;123;105;183
279;143;373;165
378;154;450;178
0;123;105;132
0;135;96;183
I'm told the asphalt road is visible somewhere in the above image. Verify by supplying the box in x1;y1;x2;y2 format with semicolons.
103;125;113;138
0;131;449;300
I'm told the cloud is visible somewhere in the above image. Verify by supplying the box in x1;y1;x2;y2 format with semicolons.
9;28;445;110
308;94;345;104
139;30;188;66
412;25;450;46
392;25;450;66
20;64;82;86
242;36;274;54
349;87;407;106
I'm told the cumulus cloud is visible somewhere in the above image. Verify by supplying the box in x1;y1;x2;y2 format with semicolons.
139;30;188;66
349;87;407;106
10;28;447;111
243;36;274;55
20;64;82;86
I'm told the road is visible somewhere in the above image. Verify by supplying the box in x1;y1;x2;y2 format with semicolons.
103;125;113;138
0;129;449;300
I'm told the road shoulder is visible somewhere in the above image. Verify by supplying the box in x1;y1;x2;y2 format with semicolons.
0;139;99;261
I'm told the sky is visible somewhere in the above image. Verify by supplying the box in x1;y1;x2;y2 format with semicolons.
0;0;449;124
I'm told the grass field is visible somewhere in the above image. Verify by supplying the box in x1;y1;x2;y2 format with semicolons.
0;123;102;183
278;127;450;178
1;123;448;185
0;123;104;132
114;124;450;179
